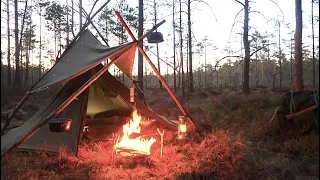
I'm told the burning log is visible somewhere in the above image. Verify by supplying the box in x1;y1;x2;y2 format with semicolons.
114;110;156;157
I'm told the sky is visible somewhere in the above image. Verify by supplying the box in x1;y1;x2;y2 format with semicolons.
1;0;319;75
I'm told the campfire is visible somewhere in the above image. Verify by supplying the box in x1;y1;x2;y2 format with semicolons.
114;110;156;156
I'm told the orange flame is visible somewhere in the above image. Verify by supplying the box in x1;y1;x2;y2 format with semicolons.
114;110;156;156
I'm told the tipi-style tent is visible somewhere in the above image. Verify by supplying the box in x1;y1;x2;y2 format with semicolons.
1;9;196;156
1;29;177;155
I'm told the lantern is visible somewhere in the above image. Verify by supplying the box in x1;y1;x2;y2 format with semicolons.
49;118;72;132
178;116;187;140
147;32;164;43
129;80;135;103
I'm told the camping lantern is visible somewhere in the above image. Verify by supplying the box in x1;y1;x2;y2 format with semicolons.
130;87;135;102
130;80;135;103
147;32;164;43
178;116;187;140
49;118;72;132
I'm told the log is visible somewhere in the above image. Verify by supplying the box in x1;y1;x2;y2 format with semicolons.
285;105;318;119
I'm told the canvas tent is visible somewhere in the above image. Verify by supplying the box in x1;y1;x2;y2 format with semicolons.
1;29;177;155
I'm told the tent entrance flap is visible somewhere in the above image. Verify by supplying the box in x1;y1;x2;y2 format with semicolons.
86;76;131;118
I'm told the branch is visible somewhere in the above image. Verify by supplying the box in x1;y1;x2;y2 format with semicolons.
193;0;218;22
234;0;245;6
249;46;264;57
228;8;244;42
84;0;99;25
250;10;268;23
215;55;244;67
264;0;284;22
80;6;110;47
1;0;7;6
248;0;257;4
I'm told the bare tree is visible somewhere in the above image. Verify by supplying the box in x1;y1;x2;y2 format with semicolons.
187;0;194;92
172;0;177;92
152;0;162;90
295;0;304;91
311;0;316;89
233;0;283;93
237;0;251;94
14;0;21;86
179;0;185;97
6;0;11;85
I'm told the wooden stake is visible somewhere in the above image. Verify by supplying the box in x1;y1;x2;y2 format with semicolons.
157;128;164;157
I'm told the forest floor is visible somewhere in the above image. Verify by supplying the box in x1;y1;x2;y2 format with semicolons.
1;86;319;180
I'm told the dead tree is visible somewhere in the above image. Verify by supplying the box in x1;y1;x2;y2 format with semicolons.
6;0;11;85
294;0;304;91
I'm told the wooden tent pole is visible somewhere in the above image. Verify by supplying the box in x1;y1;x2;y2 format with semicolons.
1;93;31;135
1;0;113;135
56;0;111;60
1;44;136;157
28;0;112;93
114;11;197;129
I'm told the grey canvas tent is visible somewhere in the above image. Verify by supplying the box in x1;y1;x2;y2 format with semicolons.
1;29;177;155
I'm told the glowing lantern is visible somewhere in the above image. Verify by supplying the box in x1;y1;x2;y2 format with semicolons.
178;116;187;140
130;87;135;102
129;80;135;103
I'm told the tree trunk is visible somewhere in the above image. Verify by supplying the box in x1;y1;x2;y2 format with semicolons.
79;0;82;29
71;0;75;38
66;0;70;45
294;0;304;91
14;0;21;86
187;0;194;92
255;41;258;87
278;21;282;90
173;0;176;92
179;0;184;97
25;49;29;85
138;0;144;99
39;8;42;79
153;0;162;90
290;38;293;89
7;0;11;85
19;0;28;83
311;0;315;89
242;0;250;94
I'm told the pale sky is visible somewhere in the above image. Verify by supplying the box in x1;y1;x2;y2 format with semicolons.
1;0;319;75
